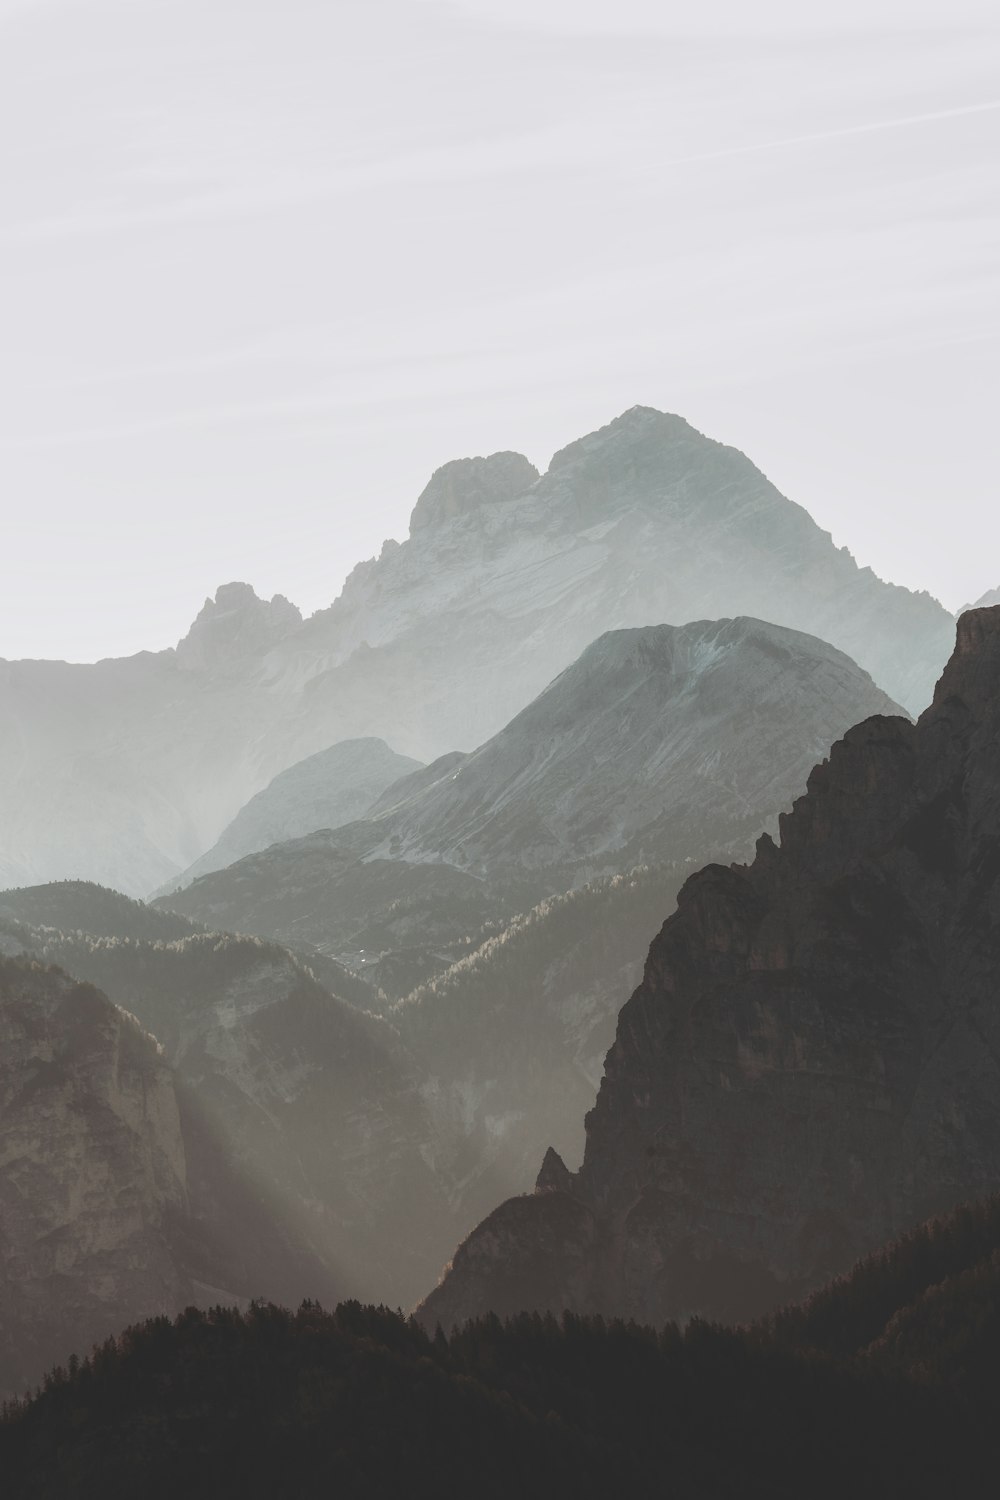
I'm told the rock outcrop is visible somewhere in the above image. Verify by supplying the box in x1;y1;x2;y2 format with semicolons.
0;956;188;1395
0;408;955;894
419;608;1000;1331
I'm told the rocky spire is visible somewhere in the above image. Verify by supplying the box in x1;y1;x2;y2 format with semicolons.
175;582;302;671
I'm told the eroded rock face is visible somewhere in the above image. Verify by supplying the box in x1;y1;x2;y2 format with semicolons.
0;956;188;1395
419;608;1000;1331
409;452;540;532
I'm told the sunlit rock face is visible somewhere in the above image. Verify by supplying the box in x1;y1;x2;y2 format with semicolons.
0;908;470;1325
419;609;1000;1332
0;408;954;894
0;956;188;1396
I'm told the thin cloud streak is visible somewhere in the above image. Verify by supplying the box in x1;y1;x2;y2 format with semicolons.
3;97;996;248
658;97;1000;170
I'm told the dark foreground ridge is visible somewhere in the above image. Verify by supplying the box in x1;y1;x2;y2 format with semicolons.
5;1193;1000;1499
420;607;1000;1330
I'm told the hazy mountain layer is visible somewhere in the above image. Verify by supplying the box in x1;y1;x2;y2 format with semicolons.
165;737;422;891
158;619;902;967
420;609;1000;1331
353;617;905;878
0;408;954;893
158;619;906;1240
963;585;1000;612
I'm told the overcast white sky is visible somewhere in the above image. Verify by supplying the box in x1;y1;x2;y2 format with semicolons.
1;0;997;660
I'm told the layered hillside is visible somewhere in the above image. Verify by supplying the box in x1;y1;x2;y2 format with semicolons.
0;908;473;1315
167;737;422;890
352;618;905;878
159;618;903;964
0;409;954;893
158;620;906;1216
420;608;1000;1331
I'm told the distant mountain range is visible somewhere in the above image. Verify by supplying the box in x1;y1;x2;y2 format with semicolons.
156;616;901;999
0;407;955;894
0;610;904;1390
153;615;902;1271
163;737;422;890
419;606;1000;1332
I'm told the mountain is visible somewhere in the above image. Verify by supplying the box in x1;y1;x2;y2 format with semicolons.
961;585;1000;614
7;1197;1000;1498
0;907;474;1323
0;879;376;1011
346;618;906;879
0;880;195;942
0;954;190;1397
156;618;903;990
0;408;954;894
157;620;905;1239
164;737;422;891
392;868;674;1192
418;607;1000;1332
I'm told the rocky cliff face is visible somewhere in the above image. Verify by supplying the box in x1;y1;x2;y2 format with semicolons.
0;956;188;1395
0;918;469;1315
419;608;1000;1331
0;408;954;894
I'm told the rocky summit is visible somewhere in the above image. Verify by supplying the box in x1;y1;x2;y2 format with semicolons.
418;607;1000;1332
0;408;954;894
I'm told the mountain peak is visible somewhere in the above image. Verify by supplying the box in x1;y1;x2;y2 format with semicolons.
547;406;696;474
176;582;302;670
959;587;1000;616
932;604;1000;716
409;451;539;534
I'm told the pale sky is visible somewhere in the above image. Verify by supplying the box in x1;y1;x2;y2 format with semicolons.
1;0;997;661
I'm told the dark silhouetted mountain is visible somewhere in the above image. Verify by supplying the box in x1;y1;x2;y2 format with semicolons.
8;1196;1000;1500
0;409;954;894
419;608;1000;1332
163;737;422;891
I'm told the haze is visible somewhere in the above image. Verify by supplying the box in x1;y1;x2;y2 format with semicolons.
1;0;997;661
